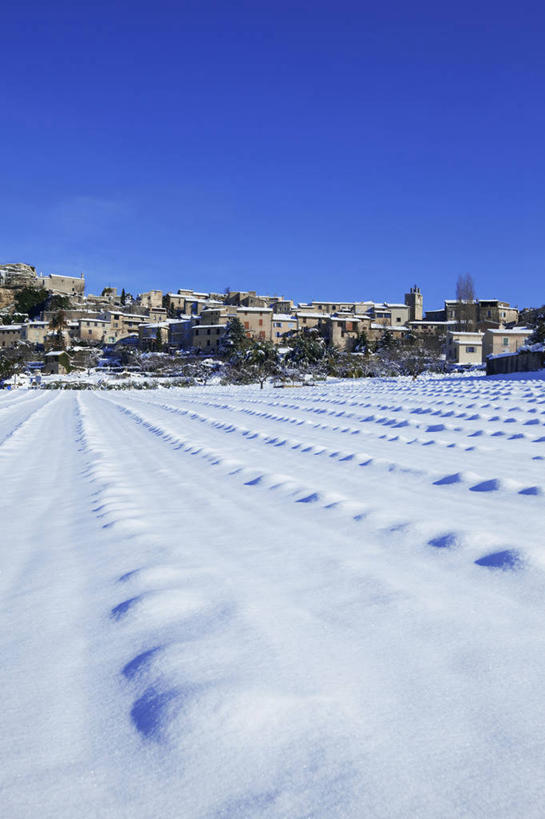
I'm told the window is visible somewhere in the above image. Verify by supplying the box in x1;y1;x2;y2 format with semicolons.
258;319;263;326
88;330;92;335
503;337;509;346
207;329;211;335
466;346;475;353
487;310;491;318
244;322;249;329
276;332;281;337
396;317;401;322
259;331;265;339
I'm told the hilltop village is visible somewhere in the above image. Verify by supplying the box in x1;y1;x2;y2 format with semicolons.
0;262;542;383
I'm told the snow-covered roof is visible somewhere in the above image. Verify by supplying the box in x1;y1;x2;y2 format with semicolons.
236;306;273;313
410;320;456;326
193;324;227;330
0;324;22;330
272;315;296;321
295;312;327;319
370;323;409;331
486;328;532;335
448;331;484;337
42;273;82;281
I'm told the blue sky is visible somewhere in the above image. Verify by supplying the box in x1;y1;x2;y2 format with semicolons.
1;0;544;310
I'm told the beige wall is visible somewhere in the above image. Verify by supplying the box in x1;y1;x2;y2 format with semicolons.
328;317;371;351
21;323;49;345
140;290;163;310
78;319;109;343
39;275;85;296
483;330;532;358
272;316;297;343
0;326;22;348
385;304;410;325
295;313;325;332
103;312;145;342
149;307;168;322
192;324;227;352
447;332;483;364
236;308;273;341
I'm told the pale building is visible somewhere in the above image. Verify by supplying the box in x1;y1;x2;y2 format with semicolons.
446;331;484;365
271;315;297;344
192;324;227;352
0;325;22;348
483;328;533;358
20;321;49;346
38;273;85;296
77;318;110;343
102;311;146;343
139;290;163;310
236;306;273;341
295;311;328;332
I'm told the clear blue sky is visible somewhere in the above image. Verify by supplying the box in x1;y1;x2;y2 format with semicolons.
1;0;544;310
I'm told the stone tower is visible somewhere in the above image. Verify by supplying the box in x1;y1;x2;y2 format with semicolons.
404;285;423;322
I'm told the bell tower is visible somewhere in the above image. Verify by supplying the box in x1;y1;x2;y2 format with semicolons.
405;285;423;322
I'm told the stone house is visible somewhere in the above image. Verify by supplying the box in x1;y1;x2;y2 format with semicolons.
236;307;273;341
270;299;294;314
446;331;484;365
327;316;372;351
478;300;519;327
272;315;297;344
295;312;328;332
165;293;186;315
225;290;267;308
102;311;146;343
38;273;85;296
20;321;49;347
139;290;163;310
44;351;70;374
482;328;533;358
310;301;358;314
148;307;168;323
0;325;22;348
192;324;227;352
168;319;193;349
77;318;110;343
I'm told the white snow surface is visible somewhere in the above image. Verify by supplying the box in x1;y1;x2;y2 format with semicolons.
1;373;545;818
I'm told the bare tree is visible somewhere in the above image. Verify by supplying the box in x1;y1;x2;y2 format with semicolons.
456;273;476;303
455;274;477;330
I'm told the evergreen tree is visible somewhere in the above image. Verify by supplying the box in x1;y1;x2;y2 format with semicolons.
286;329;325;366
220;317;249;361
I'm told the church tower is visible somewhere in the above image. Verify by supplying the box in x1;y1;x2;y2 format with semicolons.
404;285;423;321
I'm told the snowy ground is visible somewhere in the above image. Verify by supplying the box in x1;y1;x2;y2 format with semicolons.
1;373;545;818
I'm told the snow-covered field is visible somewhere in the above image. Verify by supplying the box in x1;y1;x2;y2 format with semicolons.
2;373;545;818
